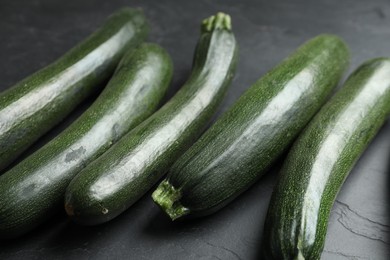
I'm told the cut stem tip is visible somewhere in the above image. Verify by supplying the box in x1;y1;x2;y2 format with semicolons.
152;179;189;220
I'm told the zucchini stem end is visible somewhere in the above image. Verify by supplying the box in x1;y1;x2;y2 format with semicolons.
152;180;189;220
201;12;232;32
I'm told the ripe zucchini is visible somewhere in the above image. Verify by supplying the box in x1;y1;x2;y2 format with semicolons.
152;34;350;220
0;43;173;239
0;8;148;171
64;12;238;225
262;58;390;260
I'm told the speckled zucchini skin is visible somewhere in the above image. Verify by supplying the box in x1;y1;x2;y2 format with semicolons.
152;34;349;220
0;43;172;239
64;13;238;225
262;58;390;260
0;8;148;171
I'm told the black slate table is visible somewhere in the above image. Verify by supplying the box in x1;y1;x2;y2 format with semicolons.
0;0;389;259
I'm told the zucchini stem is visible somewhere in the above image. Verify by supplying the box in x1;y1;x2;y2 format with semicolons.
152;180;189;220
202;12;232;32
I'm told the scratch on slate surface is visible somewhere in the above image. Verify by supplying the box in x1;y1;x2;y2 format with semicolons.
323;249;368;260
175;243;222;260
201;239;243;260
333;200;389;244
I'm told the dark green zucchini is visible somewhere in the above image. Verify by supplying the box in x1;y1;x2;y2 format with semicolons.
64;12;238;225
0;8;148;171
152;34;350;220
262;58;390;260
0;43;172;239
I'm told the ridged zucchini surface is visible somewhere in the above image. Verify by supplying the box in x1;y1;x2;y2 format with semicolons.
263;58;390;260
0;43;172;239
152;34;350;220
64;12;238;225
0;8;148;171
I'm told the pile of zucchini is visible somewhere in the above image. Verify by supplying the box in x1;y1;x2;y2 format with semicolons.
0;7;389;260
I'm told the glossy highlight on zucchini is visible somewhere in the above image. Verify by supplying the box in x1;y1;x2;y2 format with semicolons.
152;34;350;220
64;12;238;225
262;58;390;260
0;43;172;239
0;8;148;171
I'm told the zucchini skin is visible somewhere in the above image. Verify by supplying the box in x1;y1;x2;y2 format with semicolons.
0;8;148;171
152;34;350;220
64;13;238;225
0;43;172;239
262;58;390;260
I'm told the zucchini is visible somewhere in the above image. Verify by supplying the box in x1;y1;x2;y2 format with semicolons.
0;8;148;171
0;43;172;239
64;12;238;225
262;58;390;260
152;34;350;220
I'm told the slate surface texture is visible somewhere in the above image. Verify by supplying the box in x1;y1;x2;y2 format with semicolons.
0;0;389;259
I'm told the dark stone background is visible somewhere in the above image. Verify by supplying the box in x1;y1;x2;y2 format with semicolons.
0;0;389;259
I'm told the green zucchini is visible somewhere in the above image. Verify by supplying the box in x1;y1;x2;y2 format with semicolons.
152;34;350;220
262;58;390;260
0;43;172;239
0;8;148;171
64;12;238;225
